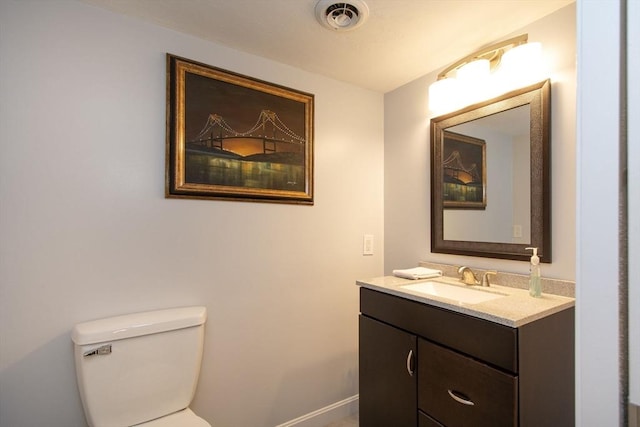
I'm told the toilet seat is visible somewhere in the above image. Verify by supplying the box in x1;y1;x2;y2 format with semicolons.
134;408;211;427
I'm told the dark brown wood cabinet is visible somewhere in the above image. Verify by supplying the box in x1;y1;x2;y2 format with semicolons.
359;315;417;427
359;287;574;427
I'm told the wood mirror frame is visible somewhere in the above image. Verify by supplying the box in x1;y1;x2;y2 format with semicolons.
430;79;551;262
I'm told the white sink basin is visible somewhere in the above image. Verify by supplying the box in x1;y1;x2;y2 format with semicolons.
400;281;506;304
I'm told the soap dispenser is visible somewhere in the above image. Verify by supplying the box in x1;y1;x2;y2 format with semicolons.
525;247;542;297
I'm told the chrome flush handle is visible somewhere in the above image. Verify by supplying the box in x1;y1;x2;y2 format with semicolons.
83;344;112;357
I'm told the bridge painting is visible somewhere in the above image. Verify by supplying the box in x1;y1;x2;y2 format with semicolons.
166;54;314;204
185;109;306;191
442;131;486;209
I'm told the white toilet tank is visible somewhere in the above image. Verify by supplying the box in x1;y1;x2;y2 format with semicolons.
72;306;207;427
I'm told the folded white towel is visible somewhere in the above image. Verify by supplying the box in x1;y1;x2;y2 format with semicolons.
392;267;443;280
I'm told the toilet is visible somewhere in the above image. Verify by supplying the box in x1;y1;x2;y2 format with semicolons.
71;306;211;427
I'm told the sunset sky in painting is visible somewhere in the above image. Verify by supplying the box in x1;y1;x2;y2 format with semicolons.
219;138;302;157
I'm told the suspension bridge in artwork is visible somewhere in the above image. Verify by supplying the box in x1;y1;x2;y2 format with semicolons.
443;150;481;184
187;109;305;155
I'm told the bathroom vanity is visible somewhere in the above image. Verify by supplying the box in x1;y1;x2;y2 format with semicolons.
357;276;574;427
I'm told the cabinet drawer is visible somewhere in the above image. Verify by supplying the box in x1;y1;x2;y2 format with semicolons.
419;410;445;427
360;287;517;372
418;339;518;427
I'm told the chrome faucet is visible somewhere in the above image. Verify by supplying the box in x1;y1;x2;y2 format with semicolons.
481;270;497;287
458;266;479;285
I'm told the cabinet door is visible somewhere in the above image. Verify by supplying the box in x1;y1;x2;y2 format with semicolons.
359;315;417;427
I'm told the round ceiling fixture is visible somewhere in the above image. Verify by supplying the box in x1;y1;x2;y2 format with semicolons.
315;0;370;31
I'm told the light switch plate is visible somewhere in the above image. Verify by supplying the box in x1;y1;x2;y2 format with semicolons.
363;234;374;255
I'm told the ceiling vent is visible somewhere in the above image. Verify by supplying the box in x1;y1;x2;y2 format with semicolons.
315;0;370;31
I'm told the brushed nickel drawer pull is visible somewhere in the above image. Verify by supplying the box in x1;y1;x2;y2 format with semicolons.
447;389;475;406
406;350;414;376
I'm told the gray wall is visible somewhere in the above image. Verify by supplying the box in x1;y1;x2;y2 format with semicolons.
0;1;384;426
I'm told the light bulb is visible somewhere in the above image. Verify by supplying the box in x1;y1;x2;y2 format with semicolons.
499;42;543;89
428;78;461;114
456;59;491;106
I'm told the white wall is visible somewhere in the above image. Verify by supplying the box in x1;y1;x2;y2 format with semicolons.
0;2;384;426
575;0;622;424
384;4;577;280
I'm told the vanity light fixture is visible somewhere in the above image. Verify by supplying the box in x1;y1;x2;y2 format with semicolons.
428;34;545;114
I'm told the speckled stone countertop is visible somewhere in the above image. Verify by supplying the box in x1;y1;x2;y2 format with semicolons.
356;275;575;328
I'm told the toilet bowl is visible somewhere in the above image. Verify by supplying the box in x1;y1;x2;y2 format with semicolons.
72;306;211;427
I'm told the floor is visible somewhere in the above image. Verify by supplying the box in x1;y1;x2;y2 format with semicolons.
324;414;358;427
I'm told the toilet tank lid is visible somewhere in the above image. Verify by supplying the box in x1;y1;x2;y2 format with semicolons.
72;306;206;345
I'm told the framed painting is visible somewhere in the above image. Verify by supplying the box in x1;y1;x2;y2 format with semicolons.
442;130;486;209
166;54;314;204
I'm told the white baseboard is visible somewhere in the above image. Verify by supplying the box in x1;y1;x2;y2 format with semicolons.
274;394;359;427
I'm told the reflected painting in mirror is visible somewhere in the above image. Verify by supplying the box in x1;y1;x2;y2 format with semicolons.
442;130;487;209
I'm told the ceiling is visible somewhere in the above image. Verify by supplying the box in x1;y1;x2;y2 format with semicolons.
78;0;574;93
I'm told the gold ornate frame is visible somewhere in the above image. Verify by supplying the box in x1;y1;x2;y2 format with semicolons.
166;54;314;204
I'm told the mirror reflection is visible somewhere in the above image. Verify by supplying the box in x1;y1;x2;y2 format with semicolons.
430;80;551;262
443;105;531;244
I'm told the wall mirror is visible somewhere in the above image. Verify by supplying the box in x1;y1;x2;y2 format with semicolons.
430;79;551;262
